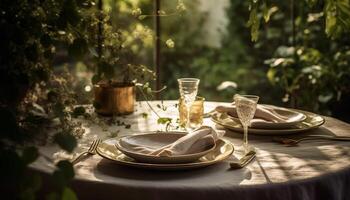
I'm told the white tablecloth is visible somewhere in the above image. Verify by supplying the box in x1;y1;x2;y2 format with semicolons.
31;101;350;200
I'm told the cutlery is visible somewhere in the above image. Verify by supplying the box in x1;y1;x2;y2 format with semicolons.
273;135;350;146
230;150;256;169
71;138;101;165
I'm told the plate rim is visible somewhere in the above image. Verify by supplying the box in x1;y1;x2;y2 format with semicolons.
96;138;234;169
115;132;217;160
211;107;325;135
228;106;307;126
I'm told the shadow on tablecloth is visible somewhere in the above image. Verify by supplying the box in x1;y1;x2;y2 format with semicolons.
94;158;251;183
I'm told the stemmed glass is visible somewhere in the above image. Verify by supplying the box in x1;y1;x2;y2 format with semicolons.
178;78;200;130
234;94;259;154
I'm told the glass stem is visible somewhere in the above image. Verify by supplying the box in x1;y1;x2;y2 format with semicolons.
243;125;249;154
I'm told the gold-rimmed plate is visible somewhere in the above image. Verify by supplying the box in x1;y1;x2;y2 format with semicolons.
96;138;234;170
116;133;216;164
211;108;325;135
228;105;307;129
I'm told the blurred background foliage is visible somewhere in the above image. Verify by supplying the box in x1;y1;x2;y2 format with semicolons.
84;0;349;121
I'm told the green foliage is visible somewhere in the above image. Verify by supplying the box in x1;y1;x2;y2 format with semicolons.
62;187;78;200
84;3;156;86
324;0;350;38
247;0;261;42
248;0;350;41
53;160;75;187
262;0;350;115
157;0;278;103
68;38;89;60
0;0;95;198
157;117;172;125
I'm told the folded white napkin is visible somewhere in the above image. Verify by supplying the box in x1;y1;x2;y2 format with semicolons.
119;126;222;157
215;104;291;123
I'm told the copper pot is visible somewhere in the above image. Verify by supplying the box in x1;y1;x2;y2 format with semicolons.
94;82;135;115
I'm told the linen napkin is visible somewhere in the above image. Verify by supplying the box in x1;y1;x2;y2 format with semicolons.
215;104;302;124
119;126;222;157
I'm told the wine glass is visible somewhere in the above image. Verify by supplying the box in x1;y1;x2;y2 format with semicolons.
234;94;259;154
178;78;200;130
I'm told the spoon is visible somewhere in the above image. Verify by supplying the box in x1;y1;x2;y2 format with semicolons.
230;150;256;169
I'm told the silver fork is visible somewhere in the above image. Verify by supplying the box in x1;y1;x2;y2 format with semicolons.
71;139;101;165
273;135;350;146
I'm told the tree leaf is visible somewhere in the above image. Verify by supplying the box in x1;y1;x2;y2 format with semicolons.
52;160;75;188
325;1;337;37
267;68;277;84
247;7;260;41
62;187;78;200
157;117;172;124
337;1;350;17
263;2;269;22
263;5;278;23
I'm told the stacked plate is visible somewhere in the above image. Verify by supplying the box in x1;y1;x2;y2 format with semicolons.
96;132;234;170
211;104;325;135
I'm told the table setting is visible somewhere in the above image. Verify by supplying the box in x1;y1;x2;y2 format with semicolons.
30;77;350;200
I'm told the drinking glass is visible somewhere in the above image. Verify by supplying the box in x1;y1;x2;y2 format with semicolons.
177;78;200;130
234;94;259;154
179;96;205;129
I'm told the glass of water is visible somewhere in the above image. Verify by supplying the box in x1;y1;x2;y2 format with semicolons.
178;78;200;130
234;94;259;153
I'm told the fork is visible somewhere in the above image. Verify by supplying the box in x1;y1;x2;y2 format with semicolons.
71;139;101;165
273;135;350;146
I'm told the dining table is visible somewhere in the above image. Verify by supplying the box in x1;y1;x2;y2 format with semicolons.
30;101;350;200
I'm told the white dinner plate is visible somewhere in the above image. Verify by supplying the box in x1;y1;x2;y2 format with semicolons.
116;132;216;164
211;108;325;135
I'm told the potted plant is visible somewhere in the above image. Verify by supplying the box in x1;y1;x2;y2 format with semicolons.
93;63;155;115
88;4;155;115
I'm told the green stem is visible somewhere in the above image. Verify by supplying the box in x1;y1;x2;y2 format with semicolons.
137;86;161;118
